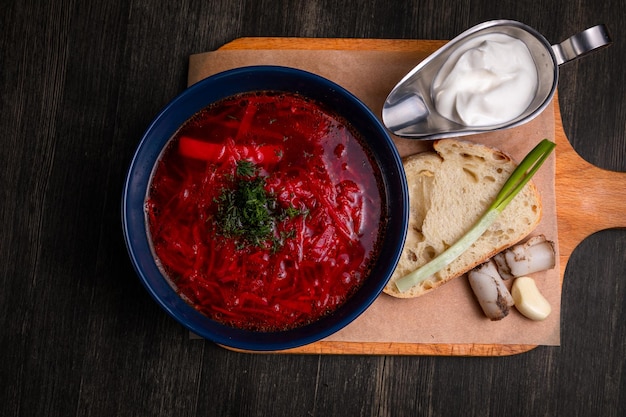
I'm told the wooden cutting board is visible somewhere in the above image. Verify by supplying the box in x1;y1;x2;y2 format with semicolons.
216;37;626;355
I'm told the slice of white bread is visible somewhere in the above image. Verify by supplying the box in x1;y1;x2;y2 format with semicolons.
384;139;542;298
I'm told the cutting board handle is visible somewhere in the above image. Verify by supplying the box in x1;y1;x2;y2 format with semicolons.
554;100;626;263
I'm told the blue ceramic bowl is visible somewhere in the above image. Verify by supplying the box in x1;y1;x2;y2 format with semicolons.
122;66;408;351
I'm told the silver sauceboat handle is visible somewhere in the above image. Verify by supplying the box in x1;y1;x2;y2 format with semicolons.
552;24;612;65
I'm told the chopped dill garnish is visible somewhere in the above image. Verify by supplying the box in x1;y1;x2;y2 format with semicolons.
285;205;307;219
236;159;257;177
216;160;309;250
217;176;274;247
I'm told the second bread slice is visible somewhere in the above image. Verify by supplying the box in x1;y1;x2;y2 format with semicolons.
384;139;542;299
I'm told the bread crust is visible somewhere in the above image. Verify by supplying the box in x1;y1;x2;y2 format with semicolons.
384;139;543;298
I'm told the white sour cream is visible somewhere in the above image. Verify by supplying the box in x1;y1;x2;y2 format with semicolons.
432;33;538;126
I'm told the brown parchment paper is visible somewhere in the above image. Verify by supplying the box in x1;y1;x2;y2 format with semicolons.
187;48;560;346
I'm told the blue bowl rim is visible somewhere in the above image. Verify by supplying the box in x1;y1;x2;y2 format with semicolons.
121;65;409;351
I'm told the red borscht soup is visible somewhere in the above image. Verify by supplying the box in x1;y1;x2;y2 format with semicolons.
146;91;386;331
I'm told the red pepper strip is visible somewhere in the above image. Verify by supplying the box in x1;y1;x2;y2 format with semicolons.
178;136;226;161
178;136;283;165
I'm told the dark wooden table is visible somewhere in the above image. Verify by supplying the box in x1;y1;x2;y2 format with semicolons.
2;1;624;416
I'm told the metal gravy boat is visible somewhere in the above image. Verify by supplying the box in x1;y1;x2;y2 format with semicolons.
382;20;612;139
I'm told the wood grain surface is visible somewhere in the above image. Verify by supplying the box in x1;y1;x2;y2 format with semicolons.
2;1;625;417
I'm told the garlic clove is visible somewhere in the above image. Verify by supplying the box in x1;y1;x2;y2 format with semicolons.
511;276;552;321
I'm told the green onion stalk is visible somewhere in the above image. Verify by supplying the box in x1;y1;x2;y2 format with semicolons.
394;139;556;294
